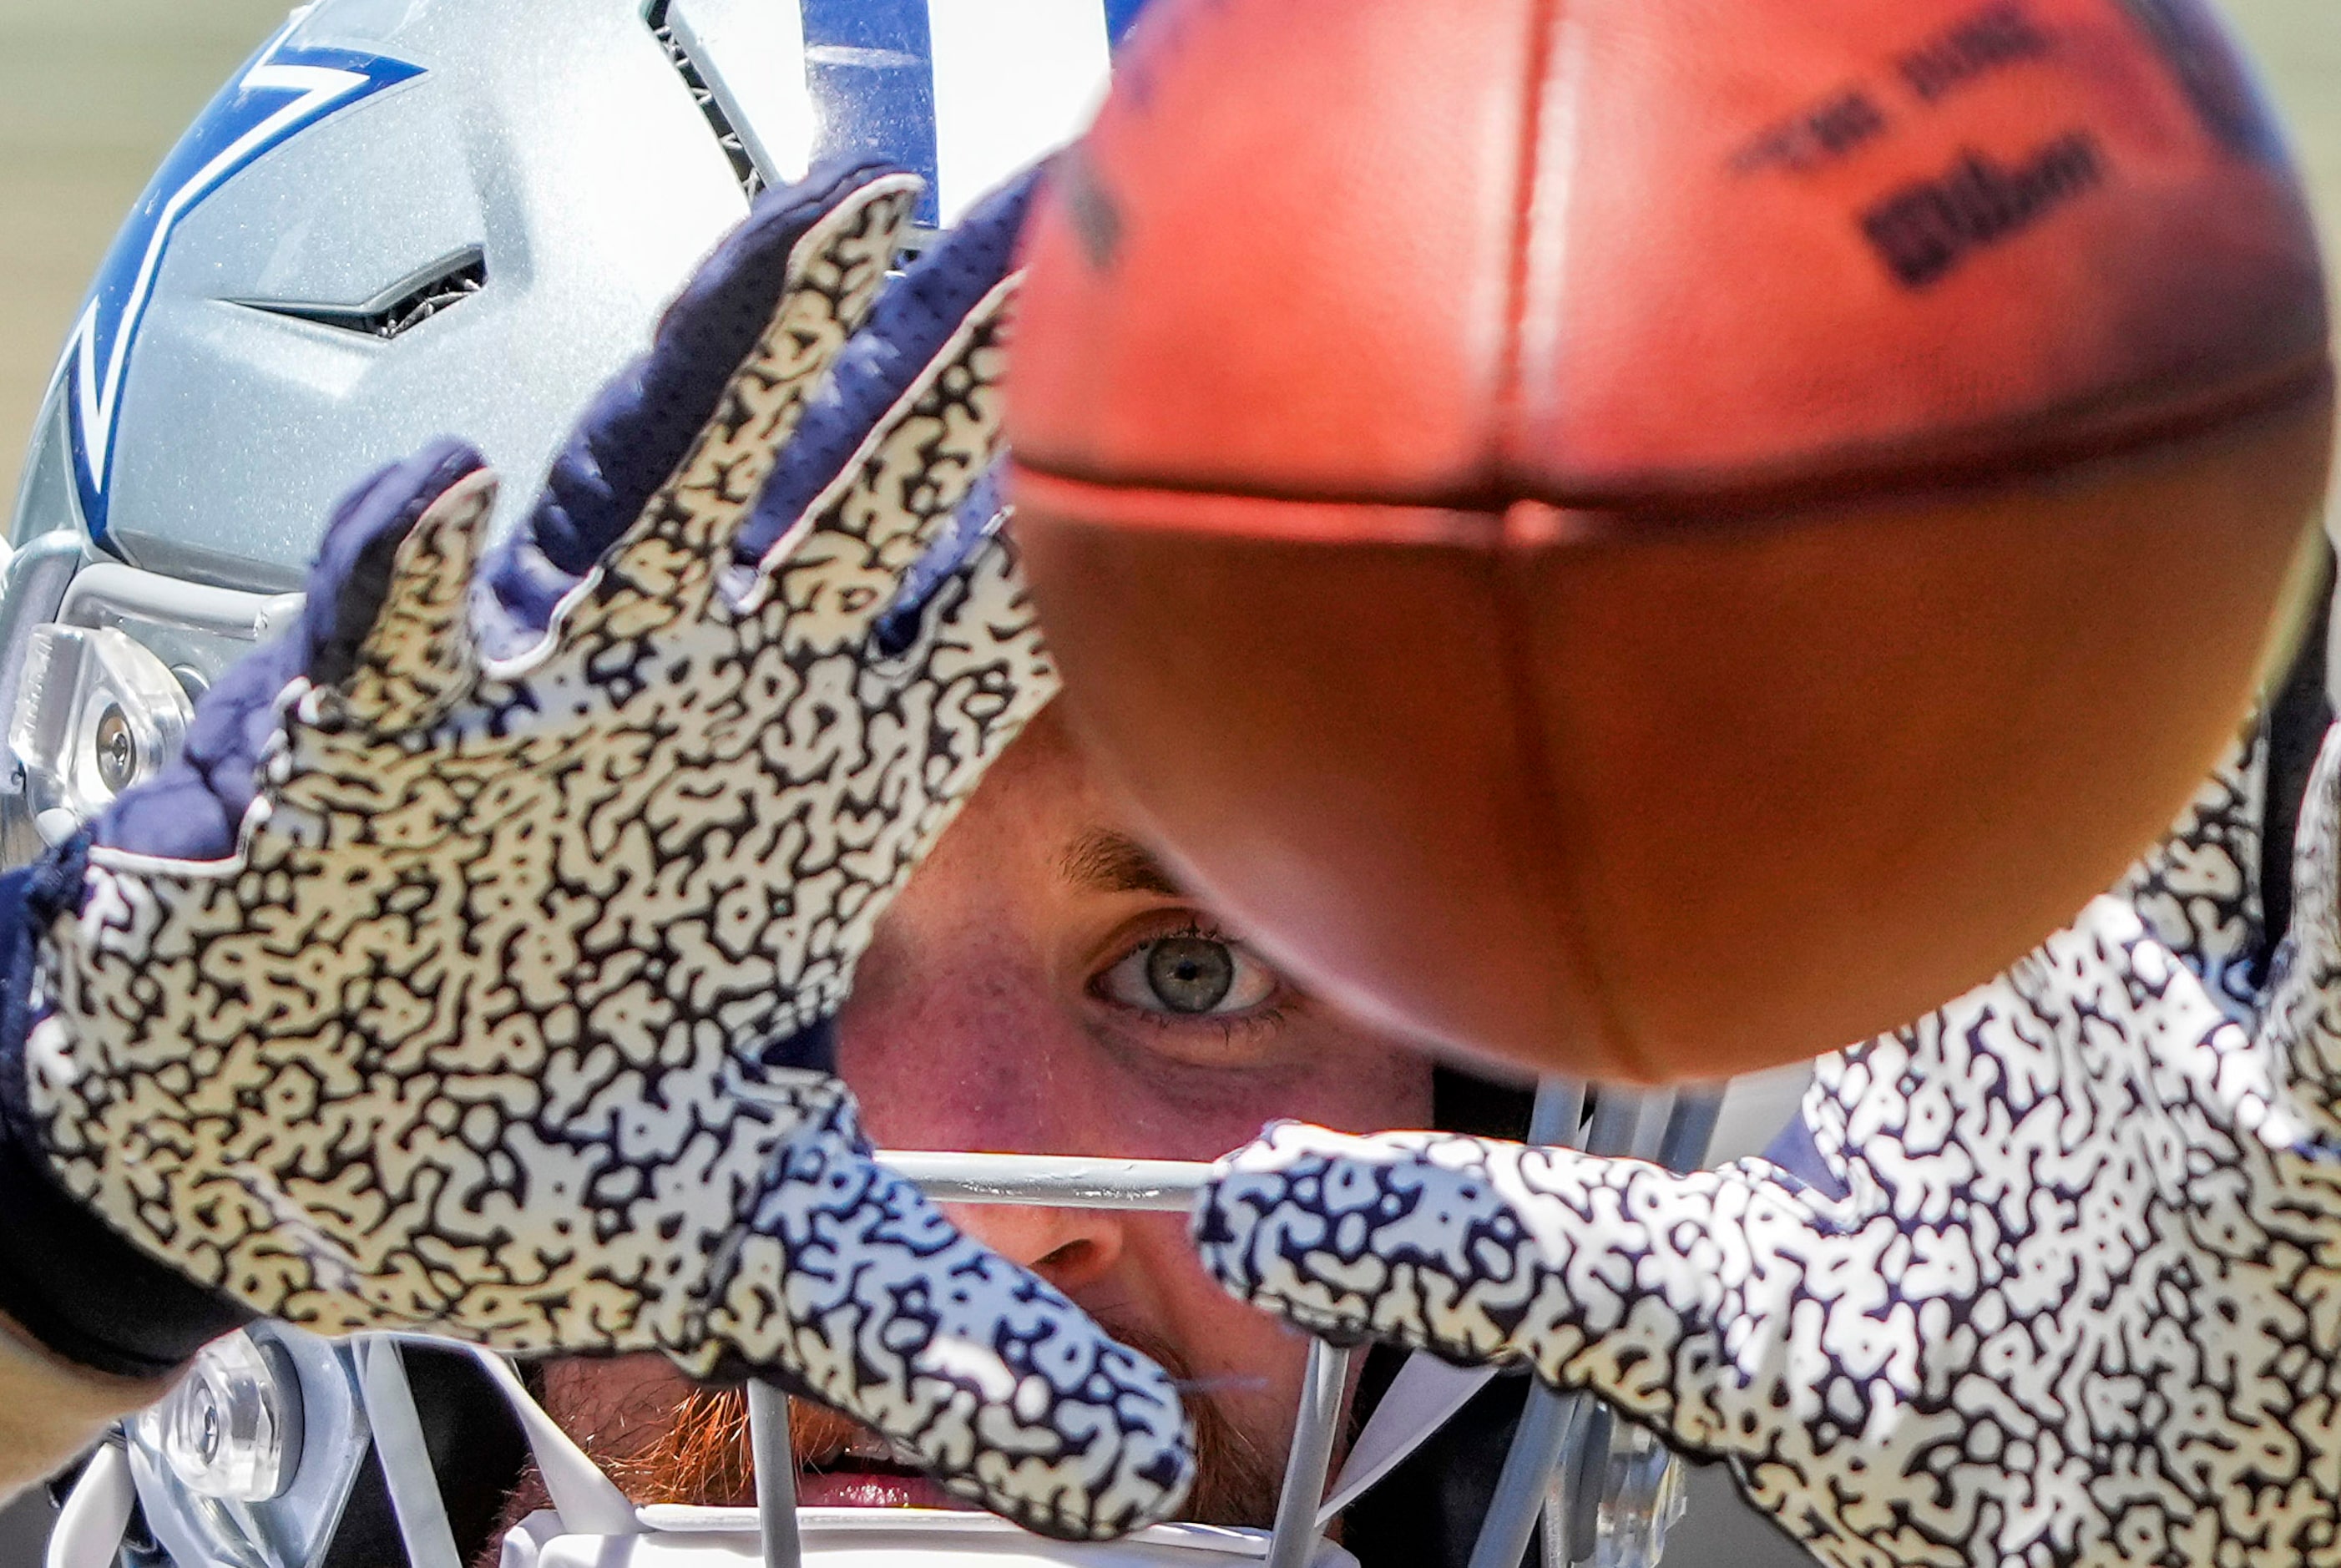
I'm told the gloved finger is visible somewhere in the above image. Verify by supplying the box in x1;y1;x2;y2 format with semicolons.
727;168;1036;631
300;439;491;695
699;1105;1193;1540
759;276;1016;651
580;169;927;639
867;459;1014;660
94;440;489;861
478;161;922;660
327;467;496;731
791;513;1061;995
1194;1121;1833;1457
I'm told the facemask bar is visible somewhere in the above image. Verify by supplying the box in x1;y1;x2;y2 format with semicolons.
0;555;297;857
869;1079;1719;1568
56;1081;1714;1568
1466;1085;1723;1568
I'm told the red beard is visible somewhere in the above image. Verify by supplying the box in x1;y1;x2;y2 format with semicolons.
481;1322;1286;1564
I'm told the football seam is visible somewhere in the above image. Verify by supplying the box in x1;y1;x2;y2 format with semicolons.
1009;350;2333;532
1484;534;1659;1082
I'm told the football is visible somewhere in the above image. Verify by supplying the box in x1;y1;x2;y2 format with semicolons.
1005;0;2333;1080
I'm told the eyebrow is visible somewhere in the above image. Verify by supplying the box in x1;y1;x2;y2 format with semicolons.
1057;827;1188;898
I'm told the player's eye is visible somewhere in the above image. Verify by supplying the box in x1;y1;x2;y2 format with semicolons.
1094;929;1281;1018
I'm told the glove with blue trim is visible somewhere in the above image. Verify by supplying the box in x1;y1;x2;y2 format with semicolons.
1198;704;2341;1567
0;161;1192;1540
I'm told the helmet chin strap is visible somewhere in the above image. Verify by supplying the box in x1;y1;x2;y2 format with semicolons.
461;1348;640;1540
1318;1356;1500;1527
1317;1078;1595;1535
45;1440;133;1568
1318;1080;1737;1562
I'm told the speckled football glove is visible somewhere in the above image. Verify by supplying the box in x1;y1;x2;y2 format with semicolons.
0;162;1191;1541
1199;714;2341;1567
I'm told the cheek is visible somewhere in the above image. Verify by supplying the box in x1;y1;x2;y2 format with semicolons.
1284;1034;1438;1135
834;984;1053;1149
833;918;1105;1154
832;979;962;1148
1118;1029;1436;1161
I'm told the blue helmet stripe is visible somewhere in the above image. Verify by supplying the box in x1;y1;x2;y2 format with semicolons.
63;28;422;549
801;0;942;226
1104;0;1151;44
793;0;1153;229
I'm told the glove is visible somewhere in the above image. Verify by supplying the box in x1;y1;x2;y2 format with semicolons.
1196;717;2341;1567
0;161;1191;1540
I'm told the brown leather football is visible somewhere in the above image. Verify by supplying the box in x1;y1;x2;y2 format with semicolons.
1005;0;2333;1081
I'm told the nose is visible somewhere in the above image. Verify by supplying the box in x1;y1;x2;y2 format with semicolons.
945;1196;1129;1297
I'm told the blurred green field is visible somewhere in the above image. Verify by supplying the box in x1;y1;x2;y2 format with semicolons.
0;0;2336;512
0;0;288;510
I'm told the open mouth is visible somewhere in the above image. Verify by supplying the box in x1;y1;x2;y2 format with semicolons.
539;1353;1274;1528
795;1457;962;1509
792;1411;971;1510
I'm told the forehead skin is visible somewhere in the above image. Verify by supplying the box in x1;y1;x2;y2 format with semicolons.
834;706;1435;1493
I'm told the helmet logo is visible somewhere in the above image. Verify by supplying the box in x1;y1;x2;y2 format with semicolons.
61;30;422;549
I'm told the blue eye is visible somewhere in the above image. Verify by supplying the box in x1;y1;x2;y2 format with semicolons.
1146;937;1235;1012
1096;933;1280;1018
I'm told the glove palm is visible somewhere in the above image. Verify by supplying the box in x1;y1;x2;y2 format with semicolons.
19;164;1191;1541
1201;727;2341;1566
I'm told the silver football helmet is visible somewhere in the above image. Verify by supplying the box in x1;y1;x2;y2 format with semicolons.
11;0;1119;589
0;0;1120;859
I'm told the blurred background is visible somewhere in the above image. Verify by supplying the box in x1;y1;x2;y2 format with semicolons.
0;0;2332;1563
0;0;291;513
